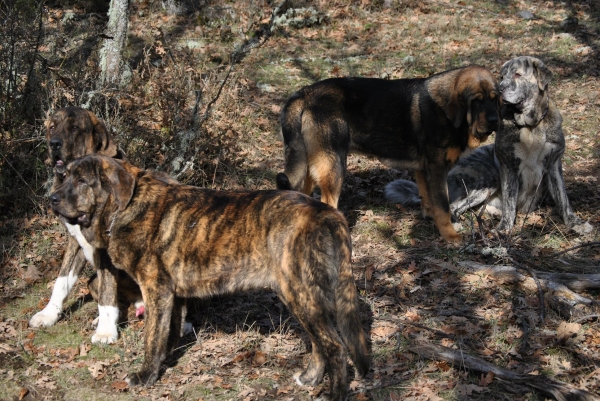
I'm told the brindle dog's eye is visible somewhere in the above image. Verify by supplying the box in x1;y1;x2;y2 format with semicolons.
72;125;79;131
77;178;86;186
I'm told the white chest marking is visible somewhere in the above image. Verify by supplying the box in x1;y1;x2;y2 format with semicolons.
513;127;554;207
65;223;95;267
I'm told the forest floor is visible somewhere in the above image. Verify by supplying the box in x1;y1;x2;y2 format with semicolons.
1;0;600;400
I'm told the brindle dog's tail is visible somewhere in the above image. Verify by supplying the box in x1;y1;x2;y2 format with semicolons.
335;224;370;377
276;92;308;192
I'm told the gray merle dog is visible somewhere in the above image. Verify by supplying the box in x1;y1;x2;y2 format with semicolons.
385;56;590;234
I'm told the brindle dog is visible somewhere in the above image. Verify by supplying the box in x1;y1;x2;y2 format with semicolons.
50;155;370;401
276;66;499;243
29;107;139;344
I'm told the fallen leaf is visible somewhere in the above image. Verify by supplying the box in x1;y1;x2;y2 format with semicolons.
111;380;128;392
557;321;581;343
479;371;494;386
251;350;267;366
18;387;28;400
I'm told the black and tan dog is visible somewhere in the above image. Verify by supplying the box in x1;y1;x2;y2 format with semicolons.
385;57;589;234
276;66;499;242
29;107;140;344
49;155;370;400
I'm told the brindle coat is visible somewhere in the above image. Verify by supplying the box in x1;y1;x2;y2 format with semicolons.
29;107;139;344
50;155;370;401
276;66;499;243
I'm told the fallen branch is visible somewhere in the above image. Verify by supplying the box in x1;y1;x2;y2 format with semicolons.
547;242;600;258
410;342;600;401
429;258;599;318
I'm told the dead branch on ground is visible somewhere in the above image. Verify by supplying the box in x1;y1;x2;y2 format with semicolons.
410;342;600;401
429;258;600;318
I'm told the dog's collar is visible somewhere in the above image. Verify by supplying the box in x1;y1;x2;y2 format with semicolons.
106;212;118;237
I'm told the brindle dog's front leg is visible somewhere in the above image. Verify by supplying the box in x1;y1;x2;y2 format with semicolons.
126;288;174;387
29;236;87;327
92;250;120;344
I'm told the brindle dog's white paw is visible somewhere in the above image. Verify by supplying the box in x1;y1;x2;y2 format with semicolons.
91;330;118;344
29;309;60;328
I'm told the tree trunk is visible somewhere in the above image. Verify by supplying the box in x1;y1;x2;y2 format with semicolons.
98;0;130;88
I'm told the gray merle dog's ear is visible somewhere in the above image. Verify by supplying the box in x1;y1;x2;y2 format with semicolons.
99;158;136;212
88;111;118;158
531;58;552;91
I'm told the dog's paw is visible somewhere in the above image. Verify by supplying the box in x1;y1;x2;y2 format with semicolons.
126;371;159;387
91;318;118;344
293;370;322;387
91;330;118;344
29;309;60;328
571;221;594;235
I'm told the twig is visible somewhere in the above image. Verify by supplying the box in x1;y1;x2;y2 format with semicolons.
547;242;600;258
379;316;455;340
509;257;545;324
574;314;600;324
194;0;287;129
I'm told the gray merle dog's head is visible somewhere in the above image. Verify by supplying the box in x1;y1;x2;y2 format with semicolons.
499;56;552;126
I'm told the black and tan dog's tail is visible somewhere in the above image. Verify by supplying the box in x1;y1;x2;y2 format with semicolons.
335;226;370;377
276;92;309;192
384;179;421;207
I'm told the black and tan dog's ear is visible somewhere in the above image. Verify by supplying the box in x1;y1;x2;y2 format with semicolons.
100;159;136;211
532;58;552;91
88;111;118;158
447;90;467;128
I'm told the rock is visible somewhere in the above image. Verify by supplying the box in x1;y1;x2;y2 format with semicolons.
517;10;535;20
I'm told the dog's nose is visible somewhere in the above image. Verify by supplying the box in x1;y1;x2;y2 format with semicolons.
487;113;499;124
50;193;60;204
49;137;62;150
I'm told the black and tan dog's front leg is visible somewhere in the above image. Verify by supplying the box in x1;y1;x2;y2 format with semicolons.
127;288;175;387
424;165;461;243
29;236;87;327
92;250;120;344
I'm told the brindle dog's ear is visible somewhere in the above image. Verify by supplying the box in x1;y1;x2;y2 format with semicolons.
88;111;118;157
532;58;552;91
101;160;135;212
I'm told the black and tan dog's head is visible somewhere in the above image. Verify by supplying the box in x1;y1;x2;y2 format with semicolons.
50;155;136;230
448;66;499;148
46;107;119;176
499;56;552;126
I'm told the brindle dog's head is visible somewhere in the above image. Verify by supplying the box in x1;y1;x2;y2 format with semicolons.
499;56;552;126
46;107;119;176
447;66;499;148
50;155;136;230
